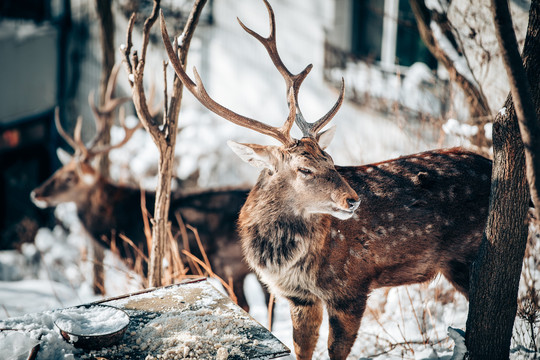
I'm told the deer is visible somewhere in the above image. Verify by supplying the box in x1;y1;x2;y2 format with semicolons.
160;1;492;359
30;66;256;311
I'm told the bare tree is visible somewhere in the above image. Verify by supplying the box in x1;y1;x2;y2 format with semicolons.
409;0;492;149
466;0;540;358
491;0;540;216
92;0;115;294
121;0;207;287
95;0;115;177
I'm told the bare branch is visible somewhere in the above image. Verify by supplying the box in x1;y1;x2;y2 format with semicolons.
409;0;491;118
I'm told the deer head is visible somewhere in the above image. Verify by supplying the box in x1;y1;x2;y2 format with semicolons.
161;0;359;219
31;65;141;209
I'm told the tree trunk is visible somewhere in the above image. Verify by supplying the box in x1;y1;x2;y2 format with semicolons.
93;0;115;295
145;0;207;288
465;1;540;358
465;96;529;359
148;146;174;286
95;0;115;178
491;0;540;218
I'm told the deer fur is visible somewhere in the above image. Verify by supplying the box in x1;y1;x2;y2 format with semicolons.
236;140;490;359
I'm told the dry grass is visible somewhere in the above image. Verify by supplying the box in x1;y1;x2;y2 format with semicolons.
106;202;240;308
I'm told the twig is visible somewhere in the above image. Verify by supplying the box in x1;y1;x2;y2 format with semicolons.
186;224;211;270
119;234;149;262
175;213;202;275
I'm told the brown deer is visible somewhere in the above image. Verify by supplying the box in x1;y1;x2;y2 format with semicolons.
161;1;492;359
30;68;256;311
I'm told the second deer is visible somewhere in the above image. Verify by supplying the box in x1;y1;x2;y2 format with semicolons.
30;66;256;310
161;1;492;359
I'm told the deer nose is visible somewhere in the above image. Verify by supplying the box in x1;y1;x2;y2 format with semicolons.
347;197;360;211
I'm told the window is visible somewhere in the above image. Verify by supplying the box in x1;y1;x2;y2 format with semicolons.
350;0;436;69
351;0;384;62
395;0;436;68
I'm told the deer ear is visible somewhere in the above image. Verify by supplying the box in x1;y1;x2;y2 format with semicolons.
56;148;73;165
316;126;336;150
227;141;276;171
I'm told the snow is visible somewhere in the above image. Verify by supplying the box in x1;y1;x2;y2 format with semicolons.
178;33;186;47
425;0;448;14
484;123;493;141
448;327;467;360
442;118;479;138
0;331;40;360
54;305;129;336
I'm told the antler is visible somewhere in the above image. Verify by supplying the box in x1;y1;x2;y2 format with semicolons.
55;107;85;156
54;64;141;160
236;0;344;138
55;106;141;160
161;11;296;147
161;0;344;143
88;64;134;148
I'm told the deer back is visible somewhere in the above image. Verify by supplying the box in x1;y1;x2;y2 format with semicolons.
324;148;491;290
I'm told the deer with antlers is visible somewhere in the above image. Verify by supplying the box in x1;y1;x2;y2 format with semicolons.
161;1;492;359
30;66;258;310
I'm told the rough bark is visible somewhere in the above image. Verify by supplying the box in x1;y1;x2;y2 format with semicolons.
93;0;115;295
122;0;207;287
465;96;529;359
465;1;540;358
492;0;540;218
95;0;115;178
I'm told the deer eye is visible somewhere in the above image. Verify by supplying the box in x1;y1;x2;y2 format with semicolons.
65;173;77;183
297;167;313;176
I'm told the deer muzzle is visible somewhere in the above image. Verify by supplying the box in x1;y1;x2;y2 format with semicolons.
30;190;49;209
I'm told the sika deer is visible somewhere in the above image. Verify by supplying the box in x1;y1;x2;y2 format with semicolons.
161;1;492;359
30;67;256;311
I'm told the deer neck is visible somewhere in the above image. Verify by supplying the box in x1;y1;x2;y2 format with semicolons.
76;178;116;235
239;170;330;270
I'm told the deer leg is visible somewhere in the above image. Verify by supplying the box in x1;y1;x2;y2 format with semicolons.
442;259;470;299
288;296;323;360
326;296;366;360
92;241;105;295
233;276;250;312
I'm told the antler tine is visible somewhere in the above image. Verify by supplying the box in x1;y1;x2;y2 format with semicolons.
54;107;78;151
88;106;143;157
89;66;131;118
281;86;297;137
160;11;296;147
237;0;312;101
104;63;121;103
72;115;89;158
88;63;132;150
296;78;345;138
54;108;90;158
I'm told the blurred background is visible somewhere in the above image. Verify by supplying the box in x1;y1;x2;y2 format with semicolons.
0;1;534;357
